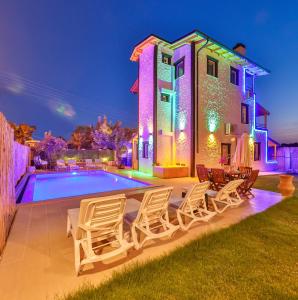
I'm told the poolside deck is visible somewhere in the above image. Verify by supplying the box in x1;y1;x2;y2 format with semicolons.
0;173;283;300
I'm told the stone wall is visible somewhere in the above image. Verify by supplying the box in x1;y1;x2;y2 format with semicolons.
277;147;298;172
195;46;250;168
138;45;155;174
173;44;192;172
53;149;115;162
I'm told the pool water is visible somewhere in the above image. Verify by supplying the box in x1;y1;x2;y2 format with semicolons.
22;171;149;202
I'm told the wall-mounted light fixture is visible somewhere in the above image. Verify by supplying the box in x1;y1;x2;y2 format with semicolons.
207;110;219;133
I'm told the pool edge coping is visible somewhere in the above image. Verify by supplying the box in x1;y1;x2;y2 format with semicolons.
17;169;161;207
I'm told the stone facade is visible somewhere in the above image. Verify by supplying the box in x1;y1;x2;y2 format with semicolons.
133;32;277;176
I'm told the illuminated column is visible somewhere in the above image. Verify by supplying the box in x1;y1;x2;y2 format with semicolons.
173;44;192;171
138;45;156;175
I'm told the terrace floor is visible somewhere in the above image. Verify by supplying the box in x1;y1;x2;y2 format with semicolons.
0;174;283;300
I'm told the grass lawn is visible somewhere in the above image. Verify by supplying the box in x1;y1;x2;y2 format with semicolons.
62;196;298;300
254;174;298;196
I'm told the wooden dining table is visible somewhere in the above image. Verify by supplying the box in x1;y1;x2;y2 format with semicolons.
207;168;248;182
224;170;242;180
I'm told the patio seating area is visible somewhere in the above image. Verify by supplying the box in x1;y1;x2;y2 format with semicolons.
62;196;298;300
195;165;259;198
63;166;262;275
0;172;284;300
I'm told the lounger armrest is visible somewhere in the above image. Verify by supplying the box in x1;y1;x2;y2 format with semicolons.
78;223;116;232
78;224;100;232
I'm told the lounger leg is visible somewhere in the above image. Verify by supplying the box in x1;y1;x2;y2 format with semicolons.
210;198;218;213
210;198;226;214
248;190;255;198
74;240;81;275
177;211;187;231
66;215;71;237
131;224;140;250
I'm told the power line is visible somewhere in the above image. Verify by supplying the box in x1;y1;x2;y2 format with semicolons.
0;71;135;121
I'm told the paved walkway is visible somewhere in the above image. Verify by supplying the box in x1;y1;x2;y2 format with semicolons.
259;171;284;176
0;174;283;300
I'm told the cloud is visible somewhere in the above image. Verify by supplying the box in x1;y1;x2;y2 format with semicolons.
48;99;76;119
0;73;25;94
6;81;25;94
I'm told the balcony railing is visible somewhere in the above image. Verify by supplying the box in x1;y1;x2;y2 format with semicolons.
255;123;267;130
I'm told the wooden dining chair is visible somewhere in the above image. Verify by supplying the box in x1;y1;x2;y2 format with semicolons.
239;167;252;179
196;165;209;182
196;164;205;168
238;169;259;198
210;168;227;191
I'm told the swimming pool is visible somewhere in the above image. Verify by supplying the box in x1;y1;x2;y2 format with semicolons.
21;170;149;202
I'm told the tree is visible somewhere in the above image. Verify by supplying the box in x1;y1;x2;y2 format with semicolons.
69;125;93;150
9;122;36;144
93;116;136;165
37;131;67;161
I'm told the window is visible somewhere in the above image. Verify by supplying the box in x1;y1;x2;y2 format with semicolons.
161;93;170;102
224;123;231;135
221;143;231;165
241;103;249;124
230;67;239;85
245;71;254;92
174;57;184;79
207;56;218;77
162;53;172;65
254;142;261;161
142;141;149;159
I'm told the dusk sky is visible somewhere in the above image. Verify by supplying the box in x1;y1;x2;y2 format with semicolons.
0;1;297;143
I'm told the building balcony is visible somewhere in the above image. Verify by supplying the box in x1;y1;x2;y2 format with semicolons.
255;102;270;131
255;123;267;130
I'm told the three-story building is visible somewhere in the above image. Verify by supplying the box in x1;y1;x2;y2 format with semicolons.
130;29;278;177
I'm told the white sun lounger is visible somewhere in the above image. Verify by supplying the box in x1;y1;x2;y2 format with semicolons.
207;179;244;213
85;159;96;168
67;159;80;170
125;187;179;250
94;158;104;168
170;181;217;231
56;159;67;171
67;194;134;275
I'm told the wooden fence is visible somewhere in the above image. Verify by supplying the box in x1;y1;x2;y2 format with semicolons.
14;142;30;185
0;112;29;254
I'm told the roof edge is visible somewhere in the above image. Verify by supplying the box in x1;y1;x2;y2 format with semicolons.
131;29;270;75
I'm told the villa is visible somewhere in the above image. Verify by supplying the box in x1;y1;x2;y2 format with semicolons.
130;29;278;178
0;25;297;299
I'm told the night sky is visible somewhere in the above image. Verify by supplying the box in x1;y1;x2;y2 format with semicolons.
0;0;297;143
